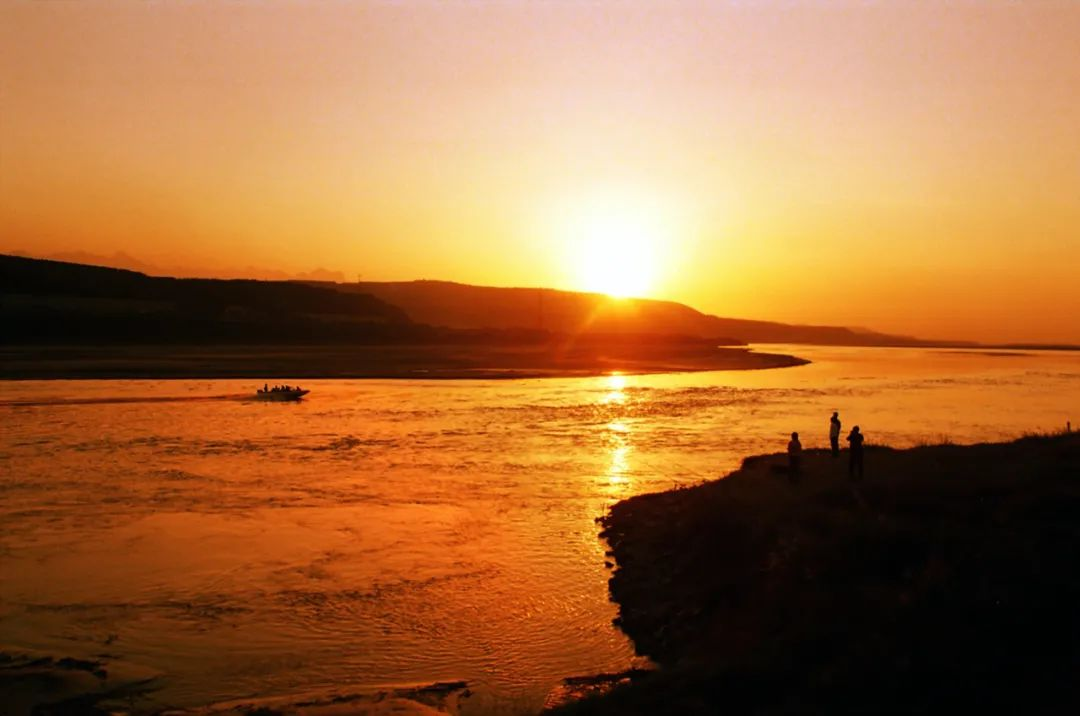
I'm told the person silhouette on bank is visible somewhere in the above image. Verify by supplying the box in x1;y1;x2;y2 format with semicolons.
829;412;842;457
788;431;803;478
847;426;865;480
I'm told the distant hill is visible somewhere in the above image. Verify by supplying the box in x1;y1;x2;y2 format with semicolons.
1;254;818;377
321;280;929;347
0;254;411;344
3;252;949;347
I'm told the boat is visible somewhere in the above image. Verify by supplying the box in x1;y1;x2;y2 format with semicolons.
255;387;309;401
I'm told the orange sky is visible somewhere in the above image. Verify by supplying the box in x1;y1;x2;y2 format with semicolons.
2;1;1079;343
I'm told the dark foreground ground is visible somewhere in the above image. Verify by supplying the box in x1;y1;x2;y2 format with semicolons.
0;343;806;380
551;433;1080;715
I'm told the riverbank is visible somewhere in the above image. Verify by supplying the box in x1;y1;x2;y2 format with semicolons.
553;432;1080;714
0;343;807;380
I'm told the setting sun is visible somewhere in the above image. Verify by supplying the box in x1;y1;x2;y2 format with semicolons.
575;207;662;298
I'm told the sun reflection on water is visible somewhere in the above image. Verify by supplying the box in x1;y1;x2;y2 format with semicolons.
600;373;634;495
600;373;628;405
606;444;630;487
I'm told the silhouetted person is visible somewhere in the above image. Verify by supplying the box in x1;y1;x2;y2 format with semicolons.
847;426;864;480
829;412;842;457
263;383;268;393
788;431;803;477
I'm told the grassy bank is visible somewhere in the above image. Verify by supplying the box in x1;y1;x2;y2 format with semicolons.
554;433;1080;714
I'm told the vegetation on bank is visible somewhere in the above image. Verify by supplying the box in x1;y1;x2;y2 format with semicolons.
552;433;1080;714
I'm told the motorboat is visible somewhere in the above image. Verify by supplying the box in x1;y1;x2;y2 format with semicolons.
255;387;309;401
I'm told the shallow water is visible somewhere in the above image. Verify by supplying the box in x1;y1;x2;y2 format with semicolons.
1;346;1078;713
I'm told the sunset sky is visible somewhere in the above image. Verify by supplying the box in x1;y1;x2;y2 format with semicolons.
2;1;1078;343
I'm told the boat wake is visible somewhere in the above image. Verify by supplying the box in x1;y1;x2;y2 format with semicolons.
0;394;249;408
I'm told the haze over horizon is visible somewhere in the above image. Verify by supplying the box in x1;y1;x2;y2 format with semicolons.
3;1;1079;344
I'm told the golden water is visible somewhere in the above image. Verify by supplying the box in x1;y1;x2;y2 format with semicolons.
2;346;1078;713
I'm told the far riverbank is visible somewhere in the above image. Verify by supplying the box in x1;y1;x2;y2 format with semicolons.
0;343;807;380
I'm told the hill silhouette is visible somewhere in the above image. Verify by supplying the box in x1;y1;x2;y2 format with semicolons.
3;253;945;349
3;252;937;346
326;280;928;346
2;254;815;378
1;254;411;344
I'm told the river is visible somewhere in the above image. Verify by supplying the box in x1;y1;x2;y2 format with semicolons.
2;345;1078;713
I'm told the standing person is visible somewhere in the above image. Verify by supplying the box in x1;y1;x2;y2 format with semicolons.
829;412;842;458
847;426;865;480
787;431;803;478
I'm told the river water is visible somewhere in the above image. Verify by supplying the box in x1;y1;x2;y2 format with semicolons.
2;346;1078;713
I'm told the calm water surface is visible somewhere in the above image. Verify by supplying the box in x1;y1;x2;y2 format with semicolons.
2;346;1079;713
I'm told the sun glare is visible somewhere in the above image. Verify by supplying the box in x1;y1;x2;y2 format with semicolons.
578;213;658;298
563;192;671;299
552;185;685;300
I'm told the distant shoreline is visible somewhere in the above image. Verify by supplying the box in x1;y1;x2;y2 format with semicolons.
0;344;809;381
